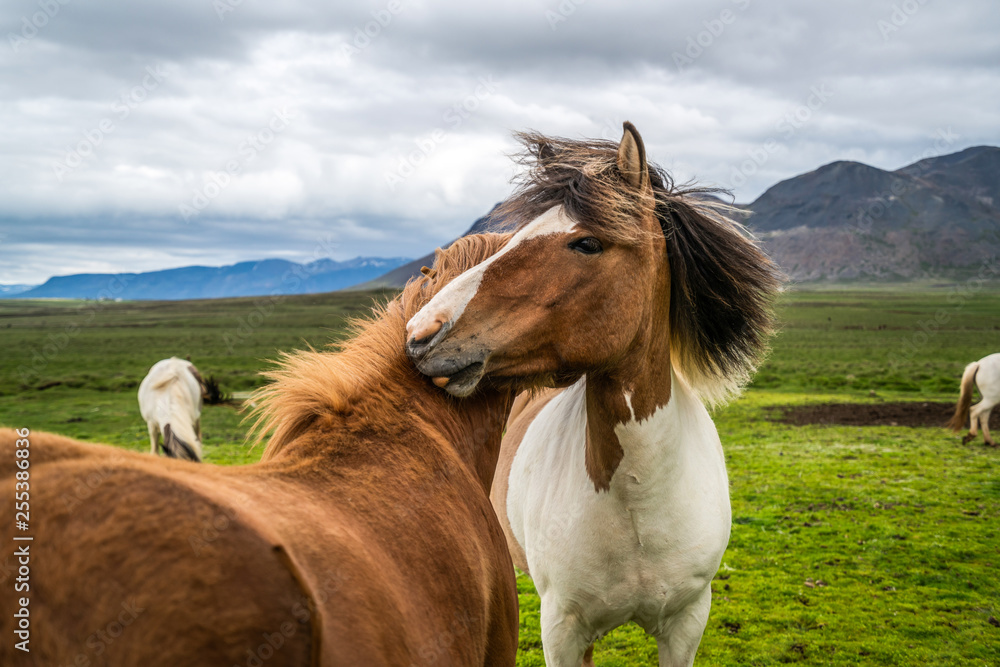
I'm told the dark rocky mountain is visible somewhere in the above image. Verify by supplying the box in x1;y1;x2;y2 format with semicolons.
6;256;411;301
748;145;1000;281
896;145;1000;203
366;146;1000;286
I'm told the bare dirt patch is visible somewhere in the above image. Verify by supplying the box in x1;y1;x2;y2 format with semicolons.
766;401;1000;429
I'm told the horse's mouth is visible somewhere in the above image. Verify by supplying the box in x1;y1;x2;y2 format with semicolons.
432;361;485;398
407;333;490;398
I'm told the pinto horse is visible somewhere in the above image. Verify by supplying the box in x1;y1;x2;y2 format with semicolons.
406;123;780;666
0;234;522;667
948;352;1000;446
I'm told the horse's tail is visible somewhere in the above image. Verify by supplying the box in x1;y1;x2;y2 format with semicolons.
948;362;980;432
162;423;201;462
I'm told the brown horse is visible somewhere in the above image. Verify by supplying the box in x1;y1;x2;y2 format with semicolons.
0;234;521;667
406;123;780;666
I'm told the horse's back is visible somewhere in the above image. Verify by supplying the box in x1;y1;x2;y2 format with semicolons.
0;453;315;666
0;427;122;468
138;357;202;419
978;353;1000;400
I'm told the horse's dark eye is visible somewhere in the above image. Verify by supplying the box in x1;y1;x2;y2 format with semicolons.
568;237;603;255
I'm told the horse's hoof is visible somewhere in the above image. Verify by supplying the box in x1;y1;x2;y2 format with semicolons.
962;435;975;445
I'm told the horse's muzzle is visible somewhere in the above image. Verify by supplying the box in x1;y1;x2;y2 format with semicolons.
406;330;489;398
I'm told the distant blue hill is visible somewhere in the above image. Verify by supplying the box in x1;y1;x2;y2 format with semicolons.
3;256;411;301
0;284;35;296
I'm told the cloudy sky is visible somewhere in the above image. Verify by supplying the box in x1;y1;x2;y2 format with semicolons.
1;0;997;284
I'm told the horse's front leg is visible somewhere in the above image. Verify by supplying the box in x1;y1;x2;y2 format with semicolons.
654;587;712;667
147;423;159;455
540;594;595;667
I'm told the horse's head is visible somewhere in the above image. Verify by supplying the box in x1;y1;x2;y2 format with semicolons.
406;124;661;396
406;122;780;408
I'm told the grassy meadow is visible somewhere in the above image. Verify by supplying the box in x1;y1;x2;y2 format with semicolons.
1;284;999;665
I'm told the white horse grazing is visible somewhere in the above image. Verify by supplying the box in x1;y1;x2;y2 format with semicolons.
949;352;1000;447
138;357;205;461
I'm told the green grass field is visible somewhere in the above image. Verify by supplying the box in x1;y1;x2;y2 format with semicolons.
1;284;999;665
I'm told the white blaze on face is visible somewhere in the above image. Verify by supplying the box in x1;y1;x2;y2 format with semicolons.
406;205;577;342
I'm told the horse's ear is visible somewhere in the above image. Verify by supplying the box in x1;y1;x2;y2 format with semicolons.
617;121;648;190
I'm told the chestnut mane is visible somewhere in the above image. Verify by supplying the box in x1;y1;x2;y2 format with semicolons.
497;132;782;404
249;233;512;458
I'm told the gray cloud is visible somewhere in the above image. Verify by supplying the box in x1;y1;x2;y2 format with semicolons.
0;0;997;283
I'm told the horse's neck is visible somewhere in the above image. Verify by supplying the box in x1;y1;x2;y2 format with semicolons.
581;304;677;490
425;391;514;493
373;374;514;493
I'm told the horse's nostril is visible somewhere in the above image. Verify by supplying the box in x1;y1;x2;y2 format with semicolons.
411;332;434;347
406;331;438;360
408;317;445;347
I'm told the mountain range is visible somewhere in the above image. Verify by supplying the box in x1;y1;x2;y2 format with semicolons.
745;145;999;281
3;257;411;301
6;145;997;299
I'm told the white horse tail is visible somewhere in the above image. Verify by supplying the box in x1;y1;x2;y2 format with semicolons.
948;362;979;432
162;423;201;462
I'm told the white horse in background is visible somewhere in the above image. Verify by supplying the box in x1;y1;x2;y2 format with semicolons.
138;357;206;461
949;352;1000;447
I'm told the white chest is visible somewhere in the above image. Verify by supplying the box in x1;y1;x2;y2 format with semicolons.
506;374;731;627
